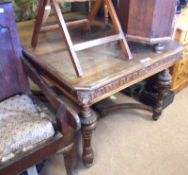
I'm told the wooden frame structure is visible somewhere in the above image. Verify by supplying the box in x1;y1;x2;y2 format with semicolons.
19;16;184;167
0;2;80;174
31;0;132;77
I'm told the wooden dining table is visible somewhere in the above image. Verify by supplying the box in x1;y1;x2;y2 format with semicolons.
18;18;183;167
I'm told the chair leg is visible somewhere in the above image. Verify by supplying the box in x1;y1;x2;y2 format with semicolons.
57;106;77;175
63;144;77;175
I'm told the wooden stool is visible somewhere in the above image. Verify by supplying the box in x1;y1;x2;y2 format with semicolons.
31;0;132;77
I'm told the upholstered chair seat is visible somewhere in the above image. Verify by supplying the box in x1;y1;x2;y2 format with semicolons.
0;95;55;162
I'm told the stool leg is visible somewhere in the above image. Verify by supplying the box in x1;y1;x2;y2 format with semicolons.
85;0;103;31
105;0;132;59
42;4;51;24
153;69;172;120
81;106;97;167
104;3;109;27
31;0;48;48
51;0;83;77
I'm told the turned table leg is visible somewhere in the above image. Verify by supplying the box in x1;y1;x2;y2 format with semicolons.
80;106;97;167
153;69;172;121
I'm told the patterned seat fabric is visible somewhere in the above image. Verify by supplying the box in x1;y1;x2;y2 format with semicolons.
0;95;55;161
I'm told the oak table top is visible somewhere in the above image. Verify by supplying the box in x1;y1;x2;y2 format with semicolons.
18;19;183;106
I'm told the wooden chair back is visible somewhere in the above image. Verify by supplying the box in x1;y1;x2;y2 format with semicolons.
0;2;29;101
0;3;80;175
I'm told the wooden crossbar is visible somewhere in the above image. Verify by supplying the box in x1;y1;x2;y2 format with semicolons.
31;0;132;77
74;33;123;51
40;19;89;32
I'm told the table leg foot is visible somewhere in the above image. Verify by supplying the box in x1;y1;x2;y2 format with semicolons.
153;69;172;121
152;110;161;121
154;43;165;54
80;106;97;167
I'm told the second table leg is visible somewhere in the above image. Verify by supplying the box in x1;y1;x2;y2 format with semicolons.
153;69;172;120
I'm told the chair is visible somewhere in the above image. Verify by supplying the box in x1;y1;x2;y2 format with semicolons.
0;2;80;175
31;0;132;77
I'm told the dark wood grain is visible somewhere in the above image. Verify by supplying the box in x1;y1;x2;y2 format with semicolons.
0;2;80;175
18;17;183;167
